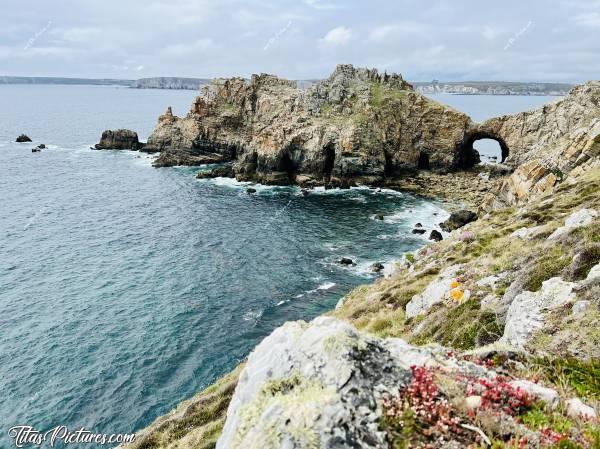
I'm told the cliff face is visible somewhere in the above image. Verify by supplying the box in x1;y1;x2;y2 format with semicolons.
145;65;478;186
477;81;600;209
145;67;599;203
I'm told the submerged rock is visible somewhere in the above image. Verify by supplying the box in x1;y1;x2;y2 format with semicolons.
440;210;478;232
94;129;143;150
339;257;354;265
246;187;257;194
412;228;427;235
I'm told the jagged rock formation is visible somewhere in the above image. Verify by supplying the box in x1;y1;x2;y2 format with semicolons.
144;67;599;205
94;129;143;150
145;65;478;185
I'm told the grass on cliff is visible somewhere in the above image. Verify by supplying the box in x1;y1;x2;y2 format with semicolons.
124;365;243;449
332;168;600;357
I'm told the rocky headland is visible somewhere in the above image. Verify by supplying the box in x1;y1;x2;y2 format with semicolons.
115;66;600;449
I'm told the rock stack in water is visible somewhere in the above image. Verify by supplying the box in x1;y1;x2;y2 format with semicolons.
94;129;143;150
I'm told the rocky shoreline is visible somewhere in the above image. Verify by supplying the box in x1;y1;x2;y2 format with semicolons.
104;65;600;449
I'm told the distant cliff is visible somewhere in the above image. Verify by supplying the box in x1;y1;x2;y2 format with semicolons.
414;81;573;96
0;76;132;86
130;77;211;90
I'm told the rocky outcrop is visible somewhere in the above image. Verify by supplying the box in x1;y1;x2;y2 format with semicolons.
94;129;143;150
216;316;491;449
477;82;600;209
146;65;478;184
16;134;32;142
439;210;477;232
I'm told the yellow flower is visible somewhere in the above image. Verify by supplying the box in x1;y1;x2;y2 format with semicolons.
450;288;464;302
450;280;460;289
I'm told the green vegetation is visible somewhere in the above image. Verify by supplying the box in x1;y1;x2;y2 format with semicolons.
527;358;600;401
523;245;572;291
410;299;504;349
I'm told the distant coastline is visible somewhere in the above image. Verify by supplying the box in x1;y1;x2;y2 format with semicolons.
0;75;574;95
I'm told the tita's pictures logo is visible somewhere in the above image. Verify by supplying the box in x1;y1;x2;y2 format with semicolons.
8;425;136;447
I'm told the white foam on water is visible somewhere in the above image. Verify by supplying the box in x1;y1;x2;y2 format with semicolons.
242;309;263;322
306;281;336;294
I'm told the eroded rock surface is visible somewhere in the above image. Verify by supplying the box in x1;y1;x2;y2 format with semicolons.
216;317;487;449
94;129;143;150
147;65;477;184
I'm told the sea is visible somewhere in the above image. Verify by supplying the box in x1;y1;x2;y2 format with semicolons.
0;84;556;446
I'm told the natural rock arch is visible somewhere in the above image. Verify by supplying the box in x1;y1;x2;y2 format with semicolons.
458;130;510;168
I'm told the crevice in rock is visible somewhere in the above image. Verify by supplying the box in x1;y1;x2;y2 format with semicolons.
323;143;336;181
417;151;430;170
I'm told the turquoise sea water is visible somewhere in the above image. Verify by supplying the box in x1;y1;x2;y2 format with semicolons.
0;85;554;446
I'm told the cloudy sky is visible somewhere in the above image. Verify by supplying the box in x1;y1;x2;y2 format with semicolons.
2;0;599;82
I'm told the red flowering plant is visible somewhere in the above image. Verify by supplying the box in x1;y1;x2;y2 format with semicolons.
463;375;534;416
382;366;464;445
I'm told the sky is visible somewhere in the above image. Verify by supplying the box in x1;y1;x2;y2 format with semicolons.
1;0;599;82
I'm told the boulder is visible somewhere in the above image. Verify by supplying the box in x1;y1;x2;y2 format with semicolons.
16;134;32;142
339;257;354;265
509;380;559;408
440;210;477;232
375;214;385;220
37;144;46;149
501;277;576;349
216;317;491;449
548;208;598;240
94;129;143;150
429;230;443;242
405;264;463;318
246;188;257;194
412;228;426;235
566;398;597;421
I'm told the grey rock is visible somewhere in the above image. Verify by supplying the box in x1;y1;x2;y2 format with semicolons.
440;210;478;232
94;129;143;150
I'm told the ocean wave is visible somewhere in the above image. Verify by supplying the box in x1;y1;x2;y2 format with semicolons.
306;281;336;294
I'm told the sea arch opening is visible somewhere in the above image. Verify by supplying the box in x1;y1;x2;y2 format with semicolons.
460;131;509;167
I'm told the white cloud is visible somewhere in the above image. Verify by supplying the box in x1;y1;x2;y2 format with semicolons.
161;38;215;57
368;22;426;42
320;26;352;46
303;0;338;10
573;12;600;27
482;26;499;40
